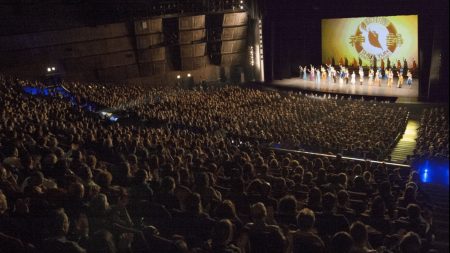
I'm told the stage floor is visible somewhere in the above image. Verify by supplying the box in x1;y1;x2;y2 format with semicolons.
270;77;419;99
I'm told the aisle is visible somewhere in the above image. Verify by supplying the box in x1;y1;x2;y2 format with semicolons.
390;119;419;162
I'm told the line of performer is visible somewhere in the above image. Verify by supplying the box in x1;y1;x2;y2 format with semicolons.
299;65;413;88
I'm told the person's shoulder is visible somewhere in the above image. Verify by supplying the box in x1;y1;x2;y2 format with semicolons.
64;240;86;253
266;224;283;233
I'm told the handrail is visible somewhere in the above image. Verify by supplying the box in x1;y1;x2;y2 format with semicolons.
270;147;411;168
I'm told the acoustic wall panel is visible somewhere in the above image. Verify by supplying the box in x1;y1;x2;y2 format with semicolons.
180;43;206;58
221;53;244;66
139;61;167;76
221;40;246;54
0;36;134;66
0;23;130;51
138;47;166;63
223;12;248;27
181;56;208;70
179;29;206;45
97;64;140;81
179;15;205;30
63;51;137;72
222;26;247;41
134;18;163;35
136;34;164;49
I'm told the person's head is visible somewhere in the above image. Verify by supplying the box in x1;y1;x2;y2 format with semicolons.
86;155;97;169
350;221;368;245
337;190;349;207
48;208;70;236
29;171;44;187
406;182;418;193
331;232;354;253
211;219;233;246
399;232;421;253
404;186;416;201
78;163;93;182
194;172;209;188
68;182;85;200
185;192;202;214
161;176;176;192
303;171;313;184
297;208;315;231
308;187;322;205
90;193;110;215
322;192;337;212
44;153;58;166
407;203;421;220
214;200;237;219
96;171;113;188
134;169;149;184
363;171;372;183
278;195;297;215
260;181;272;195
250;202;267;222
409;171;420;184
337;173;347;187
72;150;83;162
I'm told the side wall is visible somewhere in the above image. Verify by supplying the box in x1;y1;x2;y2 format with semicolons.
0;12;249;86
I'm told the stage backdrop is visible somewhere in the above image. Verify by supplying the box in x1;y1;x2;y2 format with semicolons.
322;15;418;69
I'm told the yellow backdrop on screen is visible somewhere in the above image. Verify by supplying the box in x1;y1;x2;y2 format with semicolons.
322;15;418;68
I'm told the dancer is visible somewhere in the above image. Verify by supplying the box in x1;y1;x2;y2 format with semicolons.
303;66;307;80
344;68;349;84
351;71;356;85
326;64;332;82
387;69;394;87
299;65;303;79
374;69;381;86
378;68;383;86
358;66;364;85
406;69;413;88
316;67;321;83
338;67;344;84
359;67;364;85
309;65;315;81
321;66;327;80
397;71;404;88
331;66;337;83
368;68;374;85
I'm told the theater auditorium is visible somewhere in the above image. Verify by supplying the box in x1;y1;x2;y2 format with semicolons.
0;0;448;252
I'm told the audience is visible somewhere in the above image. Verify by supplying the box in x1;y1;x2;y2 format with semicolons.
0;75;442;252
415;107;449;160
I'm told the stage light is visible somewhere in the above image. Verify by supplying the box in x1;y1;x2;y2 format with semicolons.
187;73;191;77
177;75;181;79
47;68;51;72
51;67;56;71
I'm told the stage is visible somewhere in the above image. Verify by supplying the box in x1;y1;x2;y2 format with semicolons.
269;77;419;100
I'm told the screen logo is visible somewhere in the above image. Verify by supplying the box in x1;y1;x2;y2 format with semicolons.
350;17;403;61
